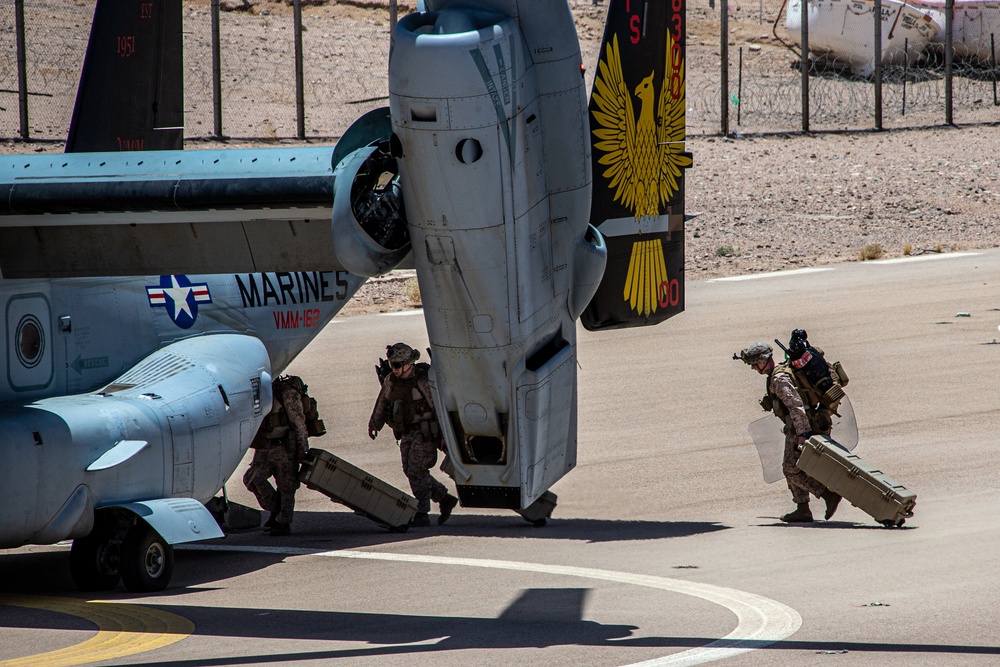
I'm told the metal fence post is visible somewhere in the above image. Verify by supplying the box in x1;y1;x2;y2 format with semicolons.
945;0;953;124
874;0;882;130
390;0;398;28
992;34;998;106
721;0;729;135
800;0;809;132
15;0;29;140
294;0;305;139
211;0;223;138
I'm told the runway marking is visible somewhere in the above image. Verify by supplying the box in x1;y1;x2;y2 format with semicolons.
707;268;832;282
867;251;981;265
0;594;193;667
184;545;802;666
379;308;423;317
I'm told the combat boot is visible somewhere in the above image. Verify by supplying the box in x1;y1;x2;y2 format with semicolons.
780;503;814;523
263;515;278;530
822;490;842;520
438;494;458;525
269;521;291;536
409;512;430;527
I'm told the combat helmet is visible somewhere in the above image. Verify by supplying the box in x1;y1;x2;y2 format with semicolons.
738;342;773;366
386;342;420;365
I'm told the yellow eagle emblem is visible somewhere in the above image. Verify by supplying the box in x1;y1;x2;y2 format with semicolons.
591;32;691;220
591;32;689;317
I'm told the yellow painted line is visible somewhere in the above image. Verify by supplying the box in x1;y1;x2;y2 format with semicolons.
0;595;193;667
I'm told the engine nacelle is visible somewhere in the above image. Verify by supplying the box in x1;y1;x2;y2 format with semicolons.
390;2;596;509
0;334;270;548
330;142;412;278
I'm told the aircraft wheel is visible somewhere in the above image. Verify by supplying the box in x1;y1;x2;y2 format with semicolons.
70;529;121;591
120;522;174;593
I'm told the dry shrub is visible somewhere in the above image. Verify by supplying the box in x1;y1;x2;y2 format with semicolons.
858;244;884;261
715;245;740;257
902;243;913;255
404;277;421;306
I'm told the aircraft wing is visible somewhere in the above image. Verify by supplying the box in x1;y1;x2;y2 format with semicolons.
0;146;338;278
0;107;413;279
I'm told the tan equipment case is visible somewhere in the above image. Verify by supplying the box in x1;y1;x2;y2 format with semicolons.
797;435;916;527
299;448;417;531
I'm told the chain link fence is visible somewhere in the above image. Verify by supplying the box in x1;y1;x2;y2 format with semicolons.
688;0;1000;134
2;0;998;142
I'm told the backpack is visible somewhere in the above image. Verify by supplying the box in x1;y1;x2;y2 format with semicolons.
274;375;326;437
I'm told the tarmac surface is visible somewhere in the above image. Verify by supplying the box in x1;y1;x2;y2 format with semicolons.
1;248;998;666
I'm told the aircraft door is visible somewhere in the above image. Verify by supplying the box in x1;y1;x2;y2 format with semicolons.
168;414;194;495
191;424;223;501
167;400;224;501
6;293;54;392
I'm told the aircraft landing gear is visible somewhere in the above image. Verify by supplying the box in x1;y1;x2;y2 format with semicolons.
70;517;122;591
70;512;175;593
120;521;174;593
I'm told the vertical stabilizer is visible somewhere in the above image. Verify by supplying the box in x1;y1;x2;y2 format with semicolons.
582;0;691;330
66;0;184;152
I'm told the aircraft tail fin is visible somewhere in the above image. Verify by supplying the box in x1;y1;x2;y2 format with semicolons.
66;0;184;153
582;0;692;331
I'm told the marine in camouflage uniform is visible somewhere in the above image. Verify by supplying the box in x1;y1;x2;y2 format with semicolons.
739;342;841;523
368;343;458;527
243;376;310;536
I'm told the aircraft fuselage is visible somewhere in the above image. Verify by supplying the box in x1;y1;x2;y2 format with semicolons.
0;269;364;548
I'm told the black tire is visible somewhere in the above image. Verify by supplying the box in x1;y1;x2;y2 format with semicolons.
120;522;174;593
70;530;121;591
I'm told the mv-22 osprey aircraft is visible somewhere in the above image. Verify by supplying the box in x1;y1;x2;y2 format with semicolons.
0;0;690;592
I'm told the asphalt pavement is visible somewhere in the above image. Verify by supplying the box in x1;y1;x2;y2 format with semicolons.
2;249;998;667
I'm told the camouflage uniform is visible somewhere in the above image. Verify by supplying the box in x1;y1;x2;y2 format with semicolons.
768;366;830;504
369;344;452;518
243;378;310;528
739;340;841;522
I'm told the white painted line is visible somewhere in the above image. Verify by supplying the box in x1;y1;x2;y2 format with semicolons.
868;251;981;265
379;309;423;317
184;545;802;666
708;268;832;283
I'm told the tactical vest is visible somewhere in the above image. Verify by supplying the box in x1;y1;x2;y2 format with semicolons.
765;362;843;435
255;375;326;444
260;399;290;441
384;363;437;436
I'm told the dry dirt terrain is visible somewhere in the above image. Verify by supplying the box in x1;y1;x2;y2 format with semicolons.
3;0;997;316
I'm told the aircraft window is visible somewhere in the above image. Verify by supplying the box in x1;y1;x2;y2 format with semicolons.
15;315;43;368
456;138;483;164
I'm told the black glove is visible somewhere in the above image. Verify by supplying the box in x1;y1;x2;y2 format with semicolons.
375;358;391;385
